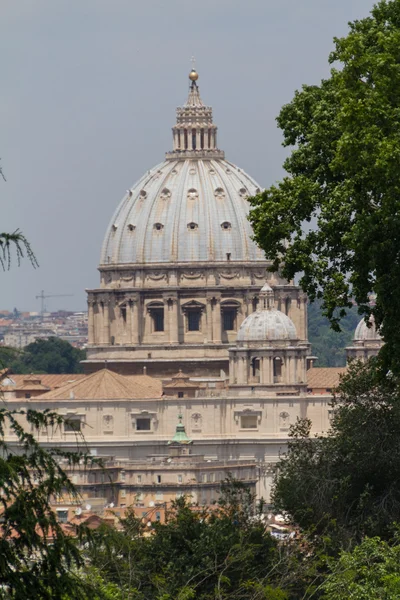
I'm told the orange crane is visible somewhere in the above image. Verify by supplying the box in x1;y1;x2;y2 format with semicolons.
36;290;74;316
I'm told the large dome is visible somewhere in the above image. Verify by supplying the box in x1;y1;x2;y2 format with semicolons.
100;159;263;265
237;309;297;342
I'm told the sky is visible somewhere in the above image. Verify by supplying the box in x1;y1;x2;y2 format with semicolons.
1;0;371;312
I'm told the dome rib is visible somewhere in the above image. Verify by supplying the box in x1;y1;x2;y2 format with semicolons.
100;159;265;265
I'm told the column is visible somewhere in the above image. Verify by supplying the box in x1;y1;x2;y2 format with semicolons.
126;299;132;344
180;128;184;150
102;297;110;345
213;298;222;344
188;128;193;150
206;298;213;342
130;296;140;344
196;129;201;150
299;296;307;340
88;299;95;344
238;355;246;384
168;298;179;343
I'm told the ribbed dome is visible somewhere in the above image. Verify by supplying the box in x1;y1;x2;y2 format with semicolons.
100;159;263;265
237;309;297;342
100;70;265;266
354;316;381;341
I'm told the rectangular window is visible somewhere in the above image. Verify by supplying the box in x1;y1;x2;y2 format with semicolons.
64;419;81;433
121;489;126;498
137;475;142;483
25;393;31;399
188;310;201;331
177;474;183;483
152;308;164;332
240;415;258;429
120;470;126;482
156;492;164;500
178;391;184;398
56;509;68;524
136;418;151;431
223;309;236;331
156;511;161;521
156;475;161;484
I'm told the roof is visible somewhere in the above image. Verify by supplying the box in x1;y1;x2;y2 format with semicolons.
168;416;192;445
100;74;264;266
237;308;297;342
36;369;162;400
0;373;86;391
163;370;198;389
307;367;347;389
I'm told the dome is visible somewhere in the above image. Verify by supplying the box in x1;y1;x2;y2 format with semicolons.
100;160;263;265
354;316;381;341
100;71;264;266
237;309;297;342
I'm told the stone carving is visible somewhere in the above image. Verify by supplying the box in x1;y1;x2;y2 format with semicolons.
105;273;112;284
191;413;202;430
181;270;204;280
121;275;134;282
252;269;268;280
279;411;290;429
103;415;114;431
219;270;240;280
189;167;196;175
146;271;167;281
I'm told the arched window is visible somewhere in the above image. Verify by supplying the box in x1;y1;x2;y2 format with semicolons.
147;302;164;332
273;357;282;382
251;357;260;382
192;128;196;150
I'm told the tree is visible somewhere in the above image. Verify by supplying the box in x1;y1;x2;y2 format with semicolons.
249;0;400;373
0;407;96;599
321;536;400;599
273;360;400;548
85;481;289;600
9;337;86;374
308;300;359;367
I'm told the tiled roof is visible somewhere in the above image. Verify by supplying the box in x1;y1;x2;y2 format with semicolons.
307;367;347;389
0;373;86;391
36;369;162;400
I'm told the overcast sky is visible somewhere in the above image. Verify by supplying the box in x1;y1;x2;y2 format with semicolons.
1;0;370;312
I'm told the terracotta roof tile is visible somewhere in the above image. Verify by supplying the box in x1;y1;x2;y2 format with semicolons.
307;367;347;389
36;369;162;400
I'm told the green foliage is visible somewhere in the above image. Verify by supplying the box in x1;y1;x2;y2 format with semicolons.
8;337;86;374
0;407;97;599
85;482;291;600
273;360;400;547
321;536;400;599
308;300;359;366
249;0;400;373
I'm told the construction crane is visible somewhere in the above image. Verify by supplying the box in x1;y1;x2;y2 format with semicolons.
36;290;74;316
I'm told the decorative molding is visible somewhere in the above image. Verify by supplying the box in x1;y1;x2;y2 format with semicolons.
219;270;240;280
181;270;204;280
146;271;167;281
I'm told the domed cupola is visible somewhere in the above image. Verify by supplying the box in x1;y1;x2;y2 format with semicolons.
346;314;383;364
99;69;265;266
354;315;381;341
85;69;308;379
228;284;309;395
237;284;297;343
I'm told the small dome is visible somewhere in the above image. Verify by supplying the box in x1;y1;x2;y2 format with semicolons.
354;316;381;341
237;309;297;342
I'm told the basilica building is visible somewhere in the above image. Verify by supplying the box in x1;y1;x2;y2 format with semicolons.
84;69;308;378
4;70;383;508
